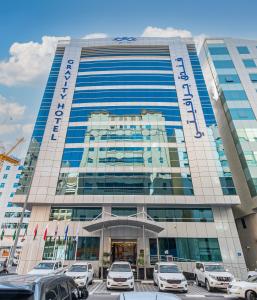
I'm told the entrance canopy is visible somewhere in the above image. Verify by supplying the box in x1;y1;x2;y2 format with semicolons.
84;212;164;233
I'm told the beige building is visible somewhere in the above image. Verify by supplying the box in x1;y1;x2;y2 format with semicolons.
14;37;247;278
200;38;257;270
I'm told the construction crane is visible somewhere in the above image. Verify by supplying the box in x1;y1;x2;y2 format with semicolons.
0;137;25;172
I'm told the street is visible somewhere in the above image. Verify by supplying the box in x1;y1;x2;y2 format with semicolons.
87;281;237;300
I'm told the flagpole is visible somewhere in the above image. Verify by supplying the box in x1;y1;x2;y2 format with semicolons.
74;223;80;262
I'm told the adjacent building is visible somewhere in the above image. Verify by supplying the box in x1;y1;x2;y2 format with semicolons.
14;37;247;278
0;162;30;263
200;38;257;270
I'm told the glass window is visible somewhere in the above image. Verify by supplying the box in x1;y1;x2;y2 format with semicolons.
76;237;100;260
237;46;250;54
147;208;214;222
0;183;5;188
10;192;15;197
222;90;248;101
150;238;222;263
243;59;256;68
3;174;8;179
45;286;59;300
5;166;11;170
213;60;235;69
49;207;101;221
59;281;69;299
249;73;257;82
56;172;194;196
208;47;229;55
112;207;137;216
218;74;241;84
229;108;256;120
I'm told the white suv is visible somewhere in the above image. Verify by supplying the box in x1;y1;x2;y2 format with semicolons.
65;262;94;287
107;261;134;290
194;262;234;292
153;262;188;293
27;260;63;275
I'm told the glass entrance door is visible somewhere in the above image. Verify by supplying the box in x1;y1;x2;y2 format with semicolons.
111;239;137;265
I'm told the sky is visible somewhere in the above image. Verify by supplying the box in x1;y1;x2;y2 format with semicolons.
1;0;257;157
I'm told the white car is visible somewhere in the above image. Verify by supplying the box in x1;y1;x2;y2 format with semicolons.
153;262;188;293
27;260;63;275
119;292;181;300
65;262;94;287
227;275;257;300
194;262;234;292
107;261;134;290
248;269;257;278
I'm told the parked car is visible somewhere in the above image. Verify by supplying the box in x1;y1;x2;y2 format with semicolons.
194;262;234;292
65;262;94;287
0;274;88;299
27;260;63;276
153;262;188;293
248;269;257;278
227;275;257;300
107;261;134;290
119;292;181;300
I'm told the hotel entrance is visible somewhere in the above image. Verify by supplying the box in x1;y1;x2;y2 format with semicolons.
111;239;137;265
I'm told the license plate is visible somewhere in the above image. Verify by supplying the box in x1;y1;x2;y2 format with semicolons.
171;284;178;288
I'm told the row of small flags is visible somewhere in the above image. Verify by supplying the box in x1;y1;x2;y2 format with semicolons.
0;223;79;242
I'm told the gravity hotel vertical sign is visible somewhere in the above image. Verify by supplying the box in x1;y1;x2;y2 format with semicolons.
51;59;74;141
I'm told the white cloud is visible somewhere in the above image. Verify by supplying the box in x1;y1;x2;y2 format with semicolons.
82;33;108;39
0;35;69;86
0;94;26;120
0;94;28;154
142;26;192;38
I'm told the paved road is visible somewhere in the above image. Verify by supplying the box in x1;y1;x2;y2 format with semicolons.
87;281;237;299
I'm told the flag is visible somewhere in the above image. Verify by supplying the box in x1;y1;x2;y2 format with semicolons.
33;224;38;240
12;230;16;241
54;224;58;240
0;227;5;240
43;225;48;241
21;226;27;242
64;224;69;241
74;223;80;243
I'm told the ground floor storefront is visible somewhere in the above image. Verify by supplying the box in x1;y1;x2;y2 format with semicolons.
17;205;247;279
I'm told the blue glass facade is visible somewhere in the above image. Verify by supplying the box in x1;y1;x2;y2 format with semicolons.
207;42;257;196
56;45;194;196
17;47;65;194
188;45;236;195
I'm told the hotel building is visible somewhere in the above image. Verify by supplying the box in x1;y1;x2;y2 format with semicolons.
14;37;247;278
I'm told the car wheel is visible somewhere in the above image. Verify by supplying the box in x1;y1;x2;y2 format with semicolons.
206;280;213;292
182;290;188;294
246;290;257;300
196;276;201;287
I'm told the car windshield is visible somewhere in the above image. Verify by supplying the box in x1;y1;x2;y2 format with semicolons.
159;265;180;273
68;265;88;272
205;265;225;272
110;264;131;272
34;262;54;270
247;276;257;282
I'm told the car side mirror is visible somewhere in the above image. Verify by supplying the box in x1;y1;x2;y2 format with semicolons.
132;269;135;272
107;268;109;271
225;269;229;272
200;268;204;272
154;270;158;273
